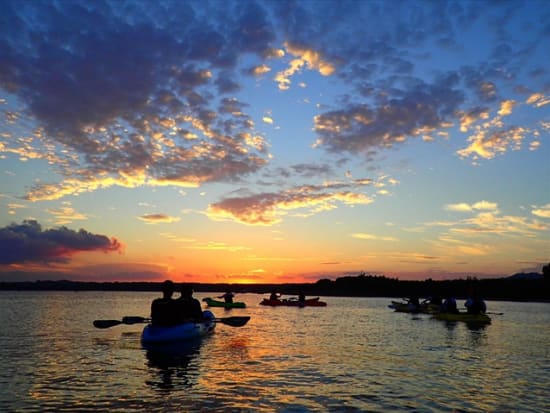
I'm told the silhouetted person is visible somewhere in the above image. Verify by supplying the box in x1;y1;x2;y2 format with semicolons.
408;296;420;312
151;280;180;326
441;295;459;314
218;289;234;303
428;294;442;306
298;291;306;303
269;291;280;301
465;289;486;315
177;284;203;322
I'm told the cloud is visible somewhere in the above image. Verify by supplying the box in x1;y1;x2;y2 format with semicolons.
0;220;122;265
351;233;397;242
137;214;181;224
73;263;168;282
7;203;27;216
532;203;550;218
207;180;375;225
250;64;271;76
478;82;497;101
313;76;464;156
0;1;274;201
47;204;88;225
498;100;516;116
290;163;334;178
456;91;548;162
182;241;250;252
455;244;491;256
0;0;547;203
526;93;550;108
445;201;498;213
435;211;548;237
457;125;532;160
423;202;550;261
0;262;169;282
274;42;335;90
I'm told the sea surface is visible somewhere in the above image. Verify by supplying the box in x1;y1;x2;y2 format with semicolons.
0;291;548;412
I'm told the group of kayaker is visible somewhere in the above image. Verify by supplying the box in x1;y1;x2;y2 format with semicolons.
150;280;203;326
405;288;486;315
269;291;306;303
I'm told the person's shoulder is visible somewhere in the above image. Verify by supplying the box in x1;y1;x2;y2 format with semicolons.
154;297;174;303
152;297;168;307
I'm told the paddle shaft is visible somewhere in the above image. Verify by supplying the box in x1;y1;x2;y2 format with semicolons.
93;315;250;329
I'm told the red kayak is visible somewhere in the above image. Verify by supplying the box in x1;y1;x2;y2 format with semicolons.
260;297;327;307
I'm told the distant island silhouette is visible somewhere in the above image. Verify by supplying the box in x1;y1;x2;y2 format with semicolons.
1;269;548;302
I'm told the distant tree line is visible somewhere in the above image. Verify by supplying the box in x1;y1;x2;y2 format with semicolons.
308;273;549;302
1;267;548;302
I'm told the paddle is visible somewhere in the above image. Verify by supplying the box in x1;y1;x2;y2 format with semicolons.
92;316;149;329
93;319;126;329
93;315;250;329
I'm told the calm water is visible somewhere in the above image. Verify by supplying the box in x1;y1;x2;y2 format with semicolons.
0;291;548;412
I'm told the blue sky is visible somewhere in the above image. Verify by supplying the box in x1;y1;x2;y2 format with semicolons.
0;0;549;283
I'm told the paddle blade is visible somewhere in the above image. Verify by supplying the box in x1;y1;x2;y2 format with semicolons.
215;316;250;327
93;319;123;329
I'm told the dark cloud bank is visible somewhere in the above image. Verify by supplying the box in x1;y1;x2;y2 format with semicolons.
0;220;121;265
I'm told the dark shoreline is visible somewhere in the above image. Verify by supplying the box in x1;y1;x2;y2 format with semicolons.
1;273;548;302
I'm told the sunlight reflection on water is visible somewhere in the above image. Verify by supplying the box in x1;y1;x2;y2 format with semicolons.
0;291;548;412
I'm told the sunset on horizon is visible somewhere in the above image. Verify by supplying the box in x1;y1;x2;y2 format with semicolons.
1;0;549;284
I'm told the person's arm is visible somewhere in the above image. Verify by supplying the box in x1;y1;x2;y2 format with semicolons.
151;299;168;325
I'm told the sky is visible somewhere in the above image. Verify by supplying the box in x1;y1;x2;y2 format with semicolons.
0;0;549;284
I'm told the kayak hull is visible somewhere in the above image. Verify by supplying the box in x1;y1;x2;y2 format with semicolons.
203;297;246;308
432;312;491;324
260;297;327;307
141;310;216;344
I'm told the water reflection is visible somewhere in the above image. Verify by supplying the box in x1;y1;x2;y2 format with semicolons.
466;324;488;347
2;294;548;412
144;340;202;391
443;320;458;332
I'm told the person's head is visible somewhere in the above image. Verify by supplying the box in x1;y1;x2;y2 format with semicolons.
180;283;194;298
161;280;175;298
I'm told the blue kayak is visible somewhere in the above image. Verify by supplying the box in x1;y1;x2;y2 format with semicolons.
141;310;216;344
